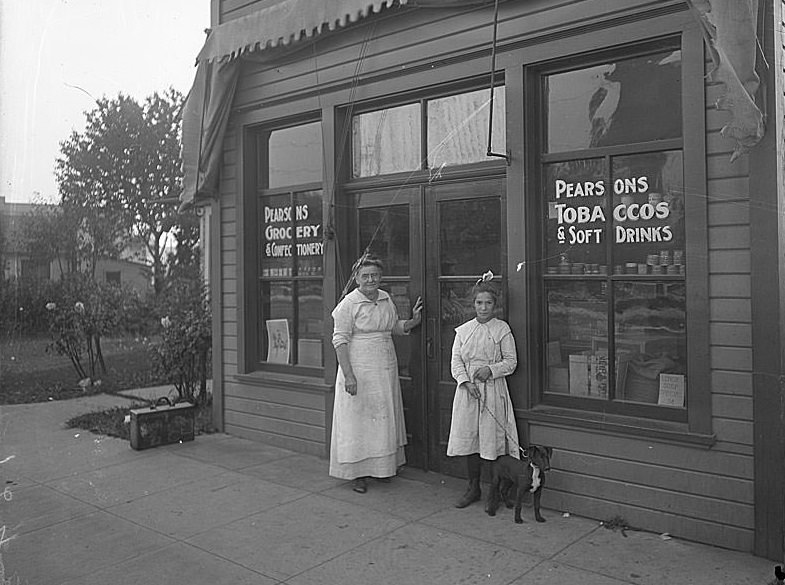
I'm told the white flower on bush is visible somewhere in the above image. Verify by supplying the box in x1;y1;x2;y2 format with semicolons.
45;302;56;311
161;316;172;329
74;302;85;314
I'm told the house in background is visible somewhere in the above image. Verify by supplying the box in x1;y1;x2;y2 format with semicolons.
181;0;785;560
0;196;152;293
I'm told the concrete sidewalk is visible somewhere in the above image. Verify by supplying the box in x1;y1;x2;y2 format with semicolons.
0;392;776;585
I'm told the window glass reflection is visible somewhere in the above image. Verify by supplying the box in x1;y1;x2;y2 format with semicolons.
440;198;501;276
544;158;607;274
358;205;409;277
546;50;681;153
352;104;421;177
294;190;324;276
614;282;686;406
297;281;324;367
611;151;685;274
427;87;506;168
259;191;294;277
260;282;293;364
545;281;608;398
268;122;323;188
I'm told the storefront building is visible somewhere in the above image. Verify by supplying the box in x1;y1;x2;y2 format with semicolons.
181;0;785;559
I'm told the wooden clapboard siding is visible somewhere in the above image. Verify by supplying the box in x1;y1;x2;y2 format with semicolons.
709;322;752;346
710;347;752;372
712;394;753;421
223;379;327;455
543;490;753;551
225;396;324;427
553;449;753;503
530;424;755;549
708;251;750;273
531;425;753;478
710;299;751;322
711;370;752;395
708;201;750;226
219;0;271;22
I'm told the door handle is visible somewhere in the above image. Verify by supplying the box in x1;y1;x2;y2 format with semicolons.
426;317;436;361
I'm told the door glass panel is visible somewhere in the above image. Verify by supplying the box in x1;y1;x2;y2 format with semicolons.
352;103;422;177
439;198;501;276
427;87;506;168
358;205;410;276
545;49;682;153
388;282;414;378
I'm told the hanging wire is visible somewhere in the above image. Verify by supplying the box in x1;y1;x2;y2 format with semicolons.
486;0;510;164
328;21;380;299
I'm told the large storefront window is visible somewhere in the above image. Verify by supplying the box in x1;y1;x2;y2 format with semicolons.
258;122;324;369
540;47;687;418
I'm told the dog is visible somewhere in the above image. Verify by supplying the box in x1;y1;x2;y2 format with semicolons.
485;445;552;523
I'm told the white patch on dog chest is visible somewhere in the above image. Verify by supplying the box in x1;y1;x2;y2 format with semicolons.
529;463;541;493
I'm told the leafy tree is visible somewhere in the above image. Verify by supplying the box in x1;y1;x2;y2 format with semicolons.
54;89;186;292
129;88;186;294
55;95;139;277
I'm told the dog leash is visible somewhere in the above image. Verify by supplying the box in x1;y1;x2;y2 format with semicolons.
476;385;528;459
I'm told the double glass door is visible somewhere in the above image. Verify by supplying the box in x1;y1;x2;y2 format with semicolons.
353;177;504;473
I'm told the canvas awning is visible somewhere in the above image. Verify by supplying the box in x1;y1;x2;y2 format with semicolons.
180;0;410;208
687;0;765;161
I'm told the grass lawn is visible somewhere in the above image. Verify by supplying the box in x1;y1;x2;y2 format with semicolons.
0;334;168;405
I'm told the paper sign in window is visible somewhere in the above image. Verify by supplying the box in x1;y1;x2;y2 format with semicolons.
266;319;290;364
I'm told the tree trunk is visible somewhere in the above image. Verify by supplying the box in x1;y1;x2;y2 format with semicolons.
95;335;107;374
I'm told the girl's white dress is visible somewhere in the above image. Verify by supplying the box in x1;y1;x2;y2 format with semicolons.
329;288;408;479
447;317;520;461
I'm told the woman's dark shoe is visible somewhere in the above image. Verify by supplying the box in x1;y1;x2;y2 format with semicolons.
352;477;368;493
454;478;481;508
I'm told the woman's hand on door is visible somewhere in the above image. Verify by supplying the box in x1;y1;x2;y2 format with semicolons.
405;296;424;332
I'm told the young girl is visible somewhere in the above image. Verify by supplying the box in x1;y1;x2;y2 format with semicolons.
447;277;520;508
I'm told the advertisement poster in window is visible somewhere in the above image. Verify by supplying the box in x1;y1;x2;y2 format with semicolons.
266;319;290;364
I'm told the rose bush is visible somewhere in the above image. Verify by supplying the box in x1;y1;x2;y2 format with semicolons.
151;279;211;405
44;274;127;385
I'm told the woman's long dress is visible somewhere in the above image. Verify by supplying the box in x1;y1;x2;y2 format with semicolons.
329;288;408;479
447;317;520;461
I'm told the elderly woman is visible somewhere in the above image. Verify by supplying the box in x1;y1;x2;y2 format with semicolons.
330;254;423;493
